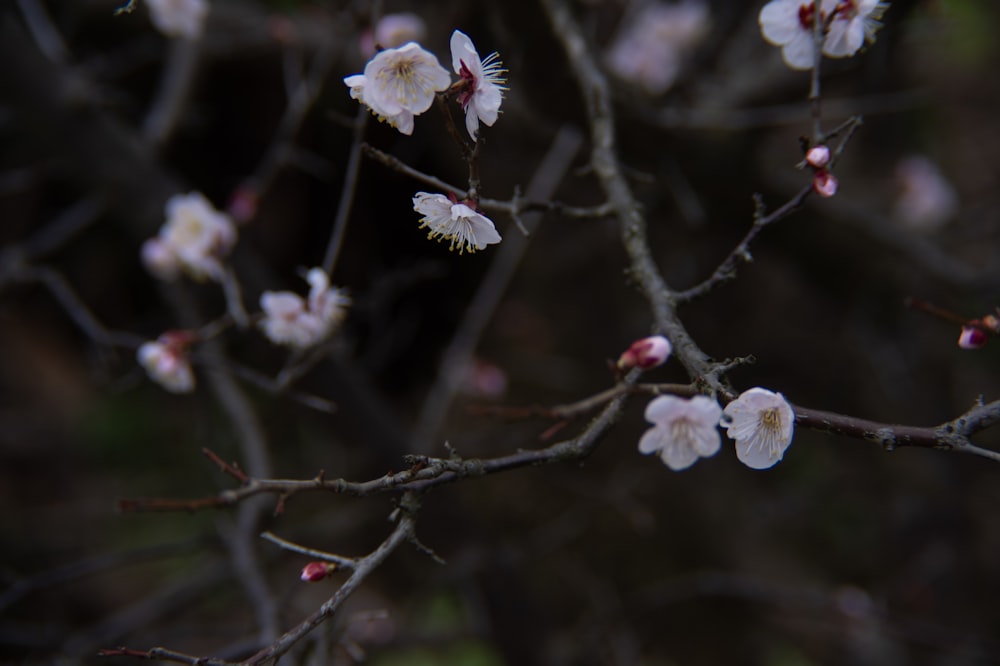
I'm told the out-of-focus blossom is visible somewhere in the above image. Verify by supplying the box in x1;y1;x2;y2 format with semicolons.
605;1;710;94
137;331;196;393
227;185;260;224
892;155;958;232
461;359;508;399
617;335;672;371
813;169;838;197
958;326;988;350
450;30;507;139
147;0;208;39
259;268;350;349
412;192;501;254
360;13;427;56
722;387;794;469
638;394;722;471
142;192;237;282
823;0;890;59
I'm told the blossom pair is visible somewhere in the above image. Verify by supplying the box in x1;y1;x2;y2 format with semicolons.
344;30;506;139
759;0;890;70
638;388;795;470
138;268;350;393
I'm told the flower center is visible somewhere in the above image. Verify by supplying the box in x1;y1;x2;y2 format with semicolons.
797;3;828;30
758;408;784;456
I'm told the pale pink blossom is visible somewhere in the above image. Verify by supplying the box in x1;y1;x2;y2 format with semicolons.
638;395;722;471
146;0;208;39
137;332;196;393
259;268;350;349
605;1;710;94
723;388;795;469
412;192;501;254
892;155;958;232
759;0;889;70
450;30;507;139
143;192;237;282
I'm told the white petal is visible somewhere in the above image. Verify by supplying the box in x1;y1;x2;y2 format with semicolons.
759;0;801;46
450;30;481;77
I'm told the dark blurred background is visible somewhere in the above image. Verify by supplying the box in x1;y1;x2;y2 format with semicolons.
2;0;1000;664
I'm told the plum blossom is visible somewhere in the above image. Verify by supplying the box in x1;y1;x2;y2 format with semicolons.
805;144;831;168
892;155;958;232
259;268;350;349
638;395;723;471
759;0;889;70
412;192;501;254
142;192;237;282
360;13;426;56
146;0;208;39
137;331;196;393
617;335;672;371
605;1;710;94
722;388;795;469
450;30;507;139
823;0;890;59
364;43;450;116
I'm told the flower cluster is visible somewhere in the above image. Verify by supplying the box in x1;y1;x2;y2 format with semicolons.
259;268;350;349
638;387;795;470
605;1;710;95
344;29;505;139
412;192;502;254
146;0;208;40
137;331;196;393
759;0;890;71
142;192;237;283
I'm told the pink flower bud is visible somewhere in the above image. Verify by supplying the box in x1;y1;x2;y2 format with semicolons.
617;335;672;370
300;561;335;582
806;145;831;168
813;169;838;198
958;326;988;350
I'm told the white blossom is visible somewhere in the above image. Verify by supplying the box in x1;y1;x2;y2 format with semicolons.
147;0;208;39
450;30;507;139
759;0;889;70
412;192;502;254
259;268;350;349
638;395;722;471
823;0;890;59
137;333;195;393
362;42;450;117
759;0;836;70
142;192;237;283
722;387;795;469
